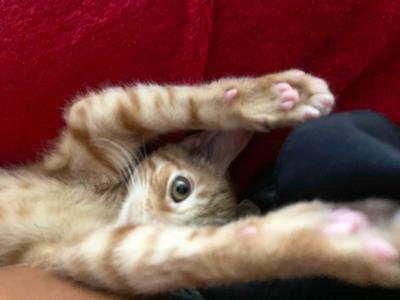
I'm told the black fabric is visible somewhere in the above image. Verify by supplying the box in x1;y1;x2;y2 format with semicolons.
174;111;400;300
274;110;400;203
248;111;400;213
199;279;400;300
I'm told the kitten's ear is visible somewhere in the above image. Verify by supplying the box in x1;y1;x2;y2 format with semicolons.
180;130;253;173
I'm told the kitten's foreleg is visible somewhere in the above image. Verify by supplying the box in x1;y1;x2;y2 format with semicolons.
27;200;400;295
42;70;333;183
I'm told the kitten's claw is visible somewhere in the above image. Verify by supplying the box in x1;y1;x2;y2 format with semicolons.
298;106;321;120
224;88;238;102
310;94;335;114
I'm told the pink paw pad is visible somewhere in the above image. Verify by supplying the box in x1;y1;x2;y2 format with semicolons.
329;209;369;227
240;226;258;237
281;89;299;102
367;238;399;261
224;88;238;102
274;82;292;93
274;83;300;111
323;209;369;236
323;222;359;236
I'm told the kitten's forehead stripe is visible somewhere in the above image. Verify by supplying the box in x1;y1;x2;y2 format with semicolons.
150;165;173;192
134;160;176;214
145;157;157;172
156;151;182;169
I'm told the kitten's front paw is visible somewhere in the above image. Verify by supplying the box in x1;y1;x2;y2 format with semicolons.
250;200;400;287
320;201;400;287
310;200;400;287
230;70;335;129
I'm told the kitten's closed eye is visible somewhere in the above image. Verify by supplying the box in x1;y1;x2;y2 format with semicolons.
170;176;192;203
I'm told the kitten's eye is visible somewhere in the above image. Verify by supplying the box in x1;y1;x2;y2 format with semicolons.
170;176;192;203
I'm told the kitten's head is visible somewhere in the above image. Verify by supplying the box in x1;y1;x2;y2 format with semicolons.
118;130;253;226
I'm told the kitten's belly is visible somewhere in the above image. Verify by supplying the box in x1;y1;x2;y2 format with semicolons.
0;170;120;256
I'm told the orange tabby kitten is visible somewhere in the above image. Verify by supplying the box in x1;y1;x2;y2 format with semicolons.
0;70;399;297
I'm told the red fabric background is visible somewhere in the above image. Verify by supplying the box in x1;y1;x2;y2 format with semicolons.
1;0;400;187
